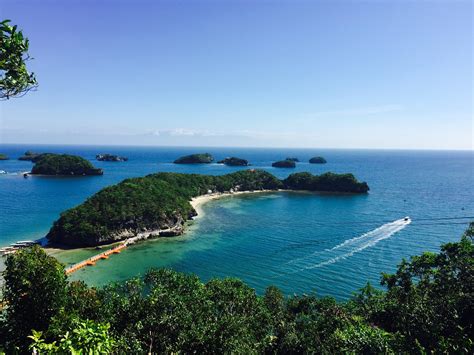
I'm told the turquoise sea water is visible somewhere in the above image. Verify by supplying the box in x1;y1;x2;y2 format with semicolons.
0;145;473;299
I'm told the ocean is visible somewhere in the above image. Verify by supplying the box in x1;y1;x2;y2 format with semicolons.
0;144;473;299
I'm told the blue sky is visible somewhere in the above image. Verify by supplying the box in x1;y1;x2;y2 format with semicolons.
1;0;472;149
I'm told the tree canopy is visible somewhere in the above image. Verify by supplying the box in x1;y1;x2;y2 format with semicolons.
0;20;37;99
30;154;103;176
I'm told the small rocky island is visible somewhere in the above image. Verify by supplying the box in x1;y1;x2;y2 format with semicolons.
309;156;327;164
174;153;214;164
96;153;128;162
217;157;249;166
272;160;296;168
30;154;103;176
18;151;47;162
0;154;9;160
286;157;299;162
46;170;369;247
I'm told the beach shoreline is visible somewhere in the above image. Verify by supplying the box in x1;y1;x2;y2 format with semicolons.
190;189;285;219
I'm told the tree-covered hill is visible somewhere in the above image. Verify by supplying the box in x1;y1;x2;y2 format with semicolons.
30;154;103;176
272;160;296;168
47;170;368;247
173;153;214;164
217;157;250;166
309;156;327;164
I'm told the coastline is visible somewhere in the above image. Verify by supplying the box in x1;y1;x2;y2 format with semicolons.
44;190;285;263
190;189;284;219
48;188;349;253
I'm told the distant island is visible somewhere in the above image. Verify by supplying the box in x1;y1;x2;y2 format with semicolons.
272;160;296;168
96;153;128;162
0;153;9;160
30;154;103;176
286;157;299;162
174;153;214;164
309;156;327;164
217;157;249;166
18;151;47;162
46;170;369;247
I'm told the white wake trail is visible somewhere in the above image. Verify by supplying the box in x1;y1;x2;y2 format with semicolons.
283;218;411;274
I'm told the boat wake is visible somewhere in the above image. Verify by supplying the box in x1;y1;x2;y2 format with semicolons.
281;218;411;274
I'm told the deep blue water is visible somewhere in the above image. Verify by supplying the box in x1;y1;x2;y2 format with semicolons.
0;144;473;299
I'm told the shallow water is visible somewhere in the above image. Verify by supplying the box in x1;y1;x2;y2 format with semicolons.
1;145;473;299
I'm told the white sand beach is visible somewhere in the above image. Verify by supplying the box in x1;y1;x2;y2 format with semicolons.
190;189;285;219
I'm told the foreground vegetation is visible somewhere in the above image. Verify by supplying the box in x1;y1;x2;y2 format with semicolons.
1;224;473;353
30;154;103;176
47;170;368;247
0;19;37;99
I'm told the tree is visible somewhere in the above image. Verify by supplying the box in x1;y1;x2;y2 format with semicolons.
2;246;67;352
0;19;37;99
29;318;115;354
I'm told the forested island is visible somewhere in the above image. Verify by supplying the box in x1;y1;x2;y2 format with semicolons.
0;153;9;160
96;153;128;162
174;153;214;164
2;225;472;353
217;157;249;166
272;160;296;168
46;170;369;247
310;156;327;164
30;154;103;176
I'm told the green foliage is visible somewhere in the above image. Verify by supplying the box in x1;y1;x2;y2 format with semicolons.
30;154;103;176
29;319;115;354
284;172;370;193
0;153;8;160
174;153;214;164
0;20;37;99
0;228;473;353
217;156;250;166
1;246;67;352
332;316;396;354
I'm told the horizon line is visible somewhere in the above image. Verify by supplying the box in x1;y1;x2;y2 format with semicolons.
0;142;472;152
